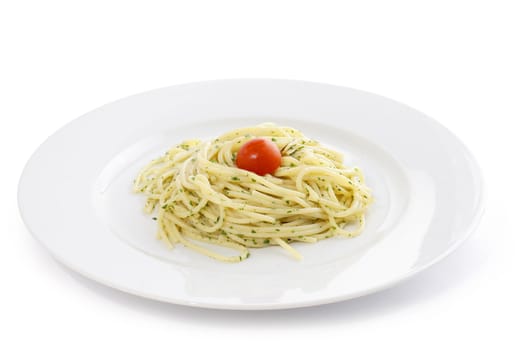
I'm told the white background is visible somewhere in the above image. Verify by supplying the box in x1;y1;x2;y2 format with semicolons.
1;1;523;349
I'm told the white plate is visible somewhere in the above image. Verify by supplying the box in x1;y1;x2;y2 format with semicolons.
18;79;484;310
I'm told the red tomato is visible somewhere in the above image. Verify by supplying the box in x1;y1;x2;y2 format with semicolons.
236;138;282;176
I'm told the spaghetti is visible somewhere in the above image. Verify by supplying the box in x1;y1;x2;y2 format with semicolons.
133;124;372;262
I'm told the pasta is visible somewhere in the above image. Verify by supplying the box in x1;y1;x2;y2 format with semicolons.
133;124;373;262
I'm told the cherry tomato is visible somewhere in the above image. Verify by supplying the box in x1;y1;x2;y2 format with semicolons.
236;138;282;176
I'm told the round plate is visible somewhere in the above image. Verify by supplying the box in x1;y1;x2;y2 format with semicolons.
18;79;484;310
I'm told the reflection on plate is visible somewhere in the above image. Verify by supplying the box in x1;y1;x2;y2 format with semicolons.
18;79;483;309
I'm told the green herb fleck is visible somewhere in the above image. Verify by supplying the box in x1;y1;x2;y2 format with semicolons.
231;176;240;181
263;239;270;244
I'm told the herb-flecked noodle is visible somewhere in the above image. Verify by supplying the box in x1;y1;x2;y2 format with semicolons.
133;124;373;262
